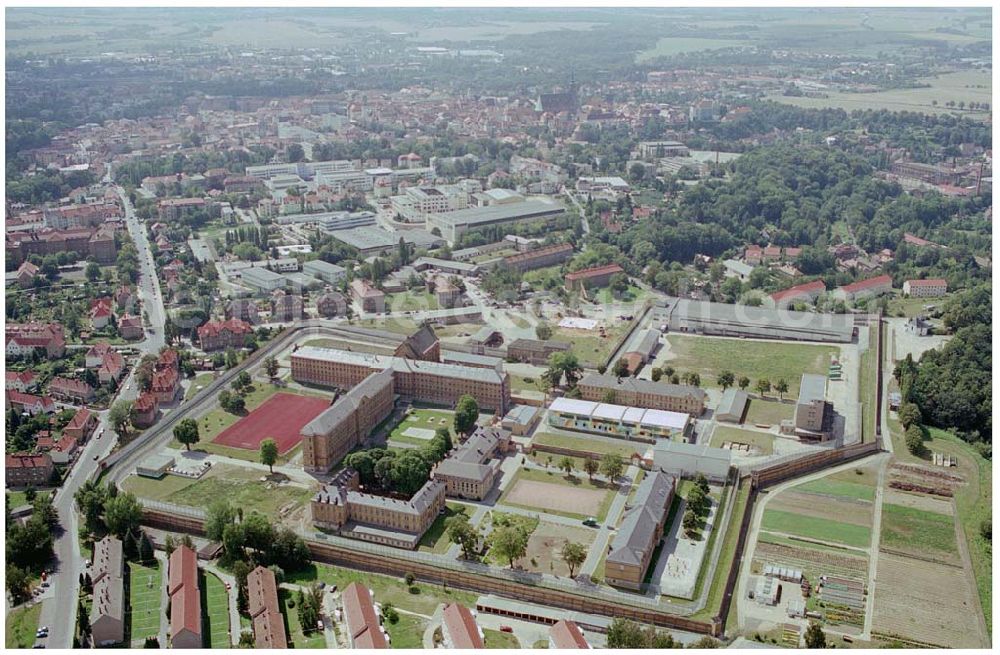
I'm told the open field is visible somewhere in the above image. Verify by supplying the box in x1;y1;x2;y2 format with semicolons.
5;603;42;649
483;627;521;648
795;478;875;502
708;426;774;455
430;322;485;338
418;502;469;554
531;431;642;458
742;399;793;427
879;502;959;565
212;392;330;454
202;571;231;648
122;463;315;517
356;317;422;335
185;372;217;401
5;489;51;508
385;612;426;649
279;588;324;648
552;322;630;367
663;335;836;397
499;468;615;520
127;561;162;646
761;510;871;549
767;70;992;120
386;290;439;312
286;563;477;616
516;521;597;577
591;283;650;306
872;551;988;648
887;293;952;318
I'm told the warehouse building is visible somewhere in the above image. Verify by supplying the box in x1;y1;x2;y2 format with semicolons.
651;441;732;482
652;297;855;343
326;226;445;257
716;389;749;424
425;200;566;244
240;266;287;293
303;259;347;285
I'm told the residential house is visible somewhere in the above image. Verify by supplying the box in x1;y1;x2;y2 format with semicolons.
903;278;948;298
5;453;54;488
5;370;37;393
5;391;56;415
197;318;253;351
63;408;97;442
132;392;159;428
118;314;144;340
49;376;95;403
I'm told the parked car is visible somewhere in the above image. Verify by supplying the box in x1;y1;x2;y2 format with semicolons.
499;626;513;633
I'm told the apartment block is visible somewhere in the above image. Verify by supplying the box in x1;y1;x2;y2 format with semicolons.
301;369;395;473
604;471;676;590
503;242;574;273
5;453;54;488
432;426;512;500
350;278;386;314
247;566;288;649
564;263;624;292
903;278;948;297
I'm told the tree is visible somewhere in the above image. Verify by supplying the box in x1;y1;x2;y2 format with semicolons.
774;378;789;400
109;400;133;436
738;376;750;391
898;402;921;429
905;424;926;456
535;322;553;340
682;509;700;538
560;541;587;577
613;357;630;378
286;143;305;163
205;500;237;543
606;618;647;648
238;632;256;648
651;367;663;382
583;457;599;481
490;526;528;569
139;531;154;562
446;515;480;560
453;395;479;435
609;272;630;297
264;356;279;380
755;378;771;397
260;438;279;474
558;456;574;476
695;473;710;495
104;492;143;541
5;564;31;604
687;486;708;515
85;261;101;283
804;622;826;648
543;351;583;389
599;453;624;482
717;370;735;390
173;418;200;451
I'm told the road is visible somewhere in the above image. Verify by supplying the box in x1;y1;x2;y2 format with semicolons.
563;187;590;234
34;181;169;649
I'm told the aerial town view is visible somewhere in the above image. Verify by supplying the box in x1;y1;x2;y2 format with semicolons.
3;4;993;651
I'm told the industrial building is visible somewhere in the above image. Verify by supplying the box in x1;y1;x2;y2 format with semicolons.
652;298;855;343
240;266;287;293
326;226;445;257
425;200;566;244
547;397;691;442
303;259;347;284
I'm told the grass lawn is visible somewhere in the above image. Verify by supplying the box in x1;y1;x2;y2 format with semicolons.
122;464;315;516
430;322;484;338
418;503;470;554
483;628;521;648
185;372;217;401
531;432;642;458
692;478;750;622
509;374;545;394
744;399;794;426
5;603;42;649
795;478;875;502
388;408;455;448
522;265;563;290
5;489;51;508
127;561;162;645
880;502;958;558
279;589;324;648
498;467;617;522
286;563;477;616
761;510;871;549
887;293;950;318
356;317;422;335
858;325;878;443
552;323;630;367
592;284;649;306
709;426;774;455
384;612;426;649
386;290;439;312
664;334;836;397
202;570;231;648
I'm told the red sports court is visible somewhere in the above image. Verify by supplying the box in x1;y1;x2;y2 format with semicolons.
211;392;330;454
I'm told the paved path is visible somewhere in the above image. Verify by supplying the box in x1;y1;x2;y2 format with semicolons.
580;464;639;577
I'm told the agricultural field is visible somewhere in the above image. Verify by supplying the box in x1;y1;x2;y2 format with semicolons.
708;426;774;456
760;510;871;549
767;70;992;121
498;467;616;521
743;399;794;427
127;561;163;646
662;334;837;397
202;571;231;648
122;463;315;518
872;552;988;648
880;501;959;565
636;36;750;61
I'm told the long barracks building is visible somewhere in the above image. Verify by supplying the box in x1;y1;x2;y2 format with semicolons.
291;346;510;414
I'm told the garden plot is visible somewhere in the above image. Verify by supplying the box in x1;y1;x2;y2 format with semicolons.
872;552;988;648
879;501;960;566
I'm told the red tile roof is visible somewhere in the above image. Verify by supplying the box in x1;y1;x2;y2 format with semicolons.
247;566;287;649
168;546;202;640
197;318;253;339
839;274;892;294
66;408;93;431
770;280;825;303
6;391;55;412
342;583;387;649
549;620;590;649
6;452;53;469
564;263;624;281
442;603;483;649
